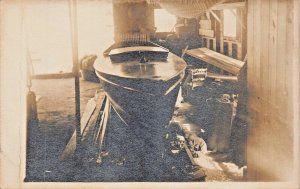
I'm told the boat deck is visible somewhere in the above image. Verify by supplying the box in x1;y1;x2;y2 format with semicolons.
94;52;186;81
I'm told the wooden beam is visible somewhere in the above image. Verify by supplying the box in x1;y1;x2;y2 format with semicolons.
231;9;246;30
219;11;224;54
211;2;246;10
32;72;75;79
207;72;238;81
228;41;233;57
209;10;221;24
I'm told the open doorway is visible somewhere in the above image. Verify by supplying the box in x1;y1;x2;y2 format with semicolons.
154;9;177;32
26;1;114;75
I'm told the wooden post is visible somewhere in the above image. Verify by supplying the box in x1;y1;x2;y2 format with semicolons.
228;41;233;57
206;38;210;48
241;9;247;60
69;0;81;148
219;11;224;54
215;10;224;53
213;38;217;51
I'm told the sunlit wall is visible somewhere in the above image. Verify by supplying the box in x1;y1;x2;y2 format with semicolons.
154;9;176;32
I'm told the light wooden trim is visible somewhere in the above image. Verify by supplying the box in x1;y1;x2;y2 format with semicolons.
211;1;246;10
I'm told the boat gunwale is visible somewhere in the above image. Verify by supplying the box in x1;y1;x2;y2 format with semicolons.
94;52;187;82
109;46;169;56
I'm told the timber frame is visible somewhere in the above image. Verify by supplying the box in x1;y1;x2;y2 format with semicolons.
199;0;246;61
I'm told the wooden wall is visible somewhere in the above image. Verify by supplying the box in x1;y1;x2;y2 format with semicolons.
247;0;299;181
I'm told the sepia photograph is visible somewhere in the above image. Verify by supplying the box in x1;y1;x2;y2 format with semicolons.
0;0;299;188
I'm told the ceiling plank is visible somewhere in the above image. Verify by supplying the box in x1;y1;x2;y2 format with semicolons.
211;1;245;10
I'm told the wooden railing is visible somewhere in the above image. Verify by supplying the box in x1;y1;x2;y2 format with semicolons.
223;39;242;60
202;36;217;51
115;32;150;43
202;36;243;60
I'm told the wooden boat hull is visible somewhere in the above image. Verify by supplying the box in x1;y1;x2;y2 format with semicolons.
95;72;184;181
94;44;187;180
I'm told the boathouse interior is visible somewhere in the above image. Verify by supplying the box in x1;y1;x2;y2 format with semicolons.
0;0;299;186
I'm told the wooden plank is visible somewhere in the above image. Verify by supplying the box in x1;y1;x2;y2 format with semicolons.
201;47;245;66
199;19;211;30
276;0;287;116
189;47;244;66
186;48;245;75
32;72;75;79
268;0;278;106
292;0;300;129
260;0;270;102
219;11;224;54
240;9;247;60
59;93;99;161
236;9;242;42
186;48;244;75
252;0;261;97
211;1;246;10
207;72;238;81
81;94;106;142
96;99;111;163
285;0;295;121
246;0;254;91
97;99;111;147
199;29;214;38
81;95;98;133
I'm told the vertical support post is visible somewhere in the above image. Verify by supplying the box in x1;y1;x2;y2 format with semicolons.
206;38;210;48
228;41;233;57
213;38;217;51
241;9;247;60
215;10;223;53
69;0;81;148
219;11;224;54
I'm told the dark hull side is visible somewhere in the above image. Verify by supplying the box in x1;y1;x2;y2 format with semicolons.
100;73;181;130
98;73;183;181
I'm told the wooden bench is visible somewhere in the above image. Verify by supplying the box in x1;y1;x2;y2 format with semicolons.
186;47;245;76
